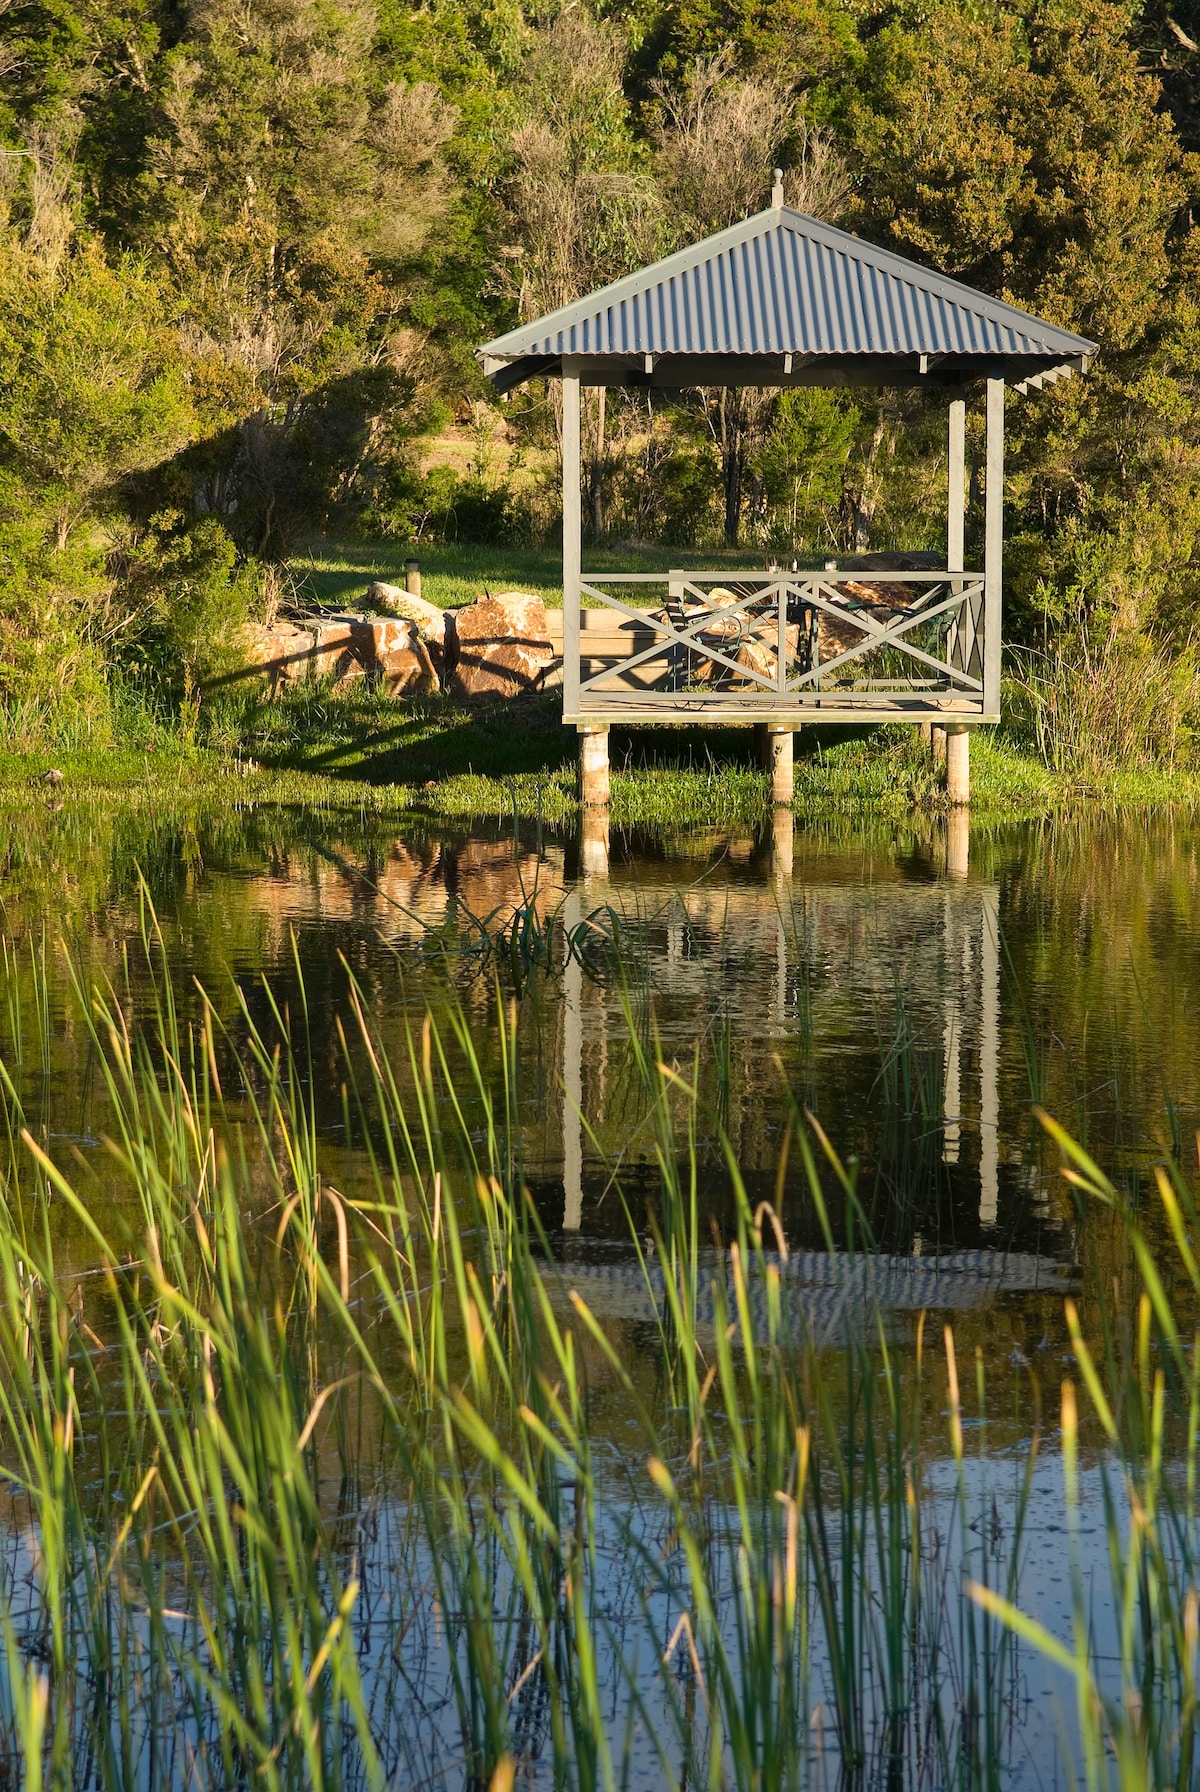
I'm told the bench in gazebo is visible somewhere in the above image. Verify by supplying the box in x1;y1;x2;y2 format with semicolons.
477;175;1096;806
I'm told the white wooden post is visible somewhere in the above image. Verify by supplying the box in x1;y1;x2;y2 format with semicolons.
562;359;582;720
946;395;973;688
984;377;1004;719
946;722;970;804
947;397;965;572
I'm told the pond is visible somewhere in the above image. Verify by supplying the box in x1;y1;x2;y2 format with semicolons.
12;799;1196;1252
0;796;1197;1790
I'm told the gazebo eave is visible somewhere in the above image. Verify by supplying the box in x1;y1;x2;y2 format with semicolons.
481;349;1092;397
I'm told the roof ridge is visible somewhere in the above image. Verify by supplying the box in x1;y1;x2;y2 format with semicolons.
477;205;1098;369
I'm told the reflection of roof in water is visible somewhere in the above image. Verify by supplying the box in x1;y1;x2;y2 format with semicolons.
556;1247;1073;1348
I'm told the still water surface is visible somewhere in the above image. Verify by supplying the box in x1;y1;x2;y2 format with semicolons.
3;798;1199;1785
8;800;1196;1258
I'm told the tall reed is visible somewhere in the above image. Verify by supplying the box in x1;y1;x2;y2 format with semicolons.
0;905;1188;1792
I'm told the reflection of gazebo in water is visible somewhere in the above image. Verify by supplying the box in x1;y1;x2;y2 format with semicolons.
559;846;1021;1257
478;174;1096;805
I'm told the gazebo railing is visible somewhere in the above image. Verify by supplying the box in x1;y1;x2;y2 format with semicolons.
561;570;988;719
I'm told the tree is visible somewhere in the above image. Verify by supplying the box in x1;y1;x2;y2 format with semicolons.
843;0;1199;635
145;0;458;545
651;52;849;544
0;236;192;549
752;388;859;554
502;10;663;535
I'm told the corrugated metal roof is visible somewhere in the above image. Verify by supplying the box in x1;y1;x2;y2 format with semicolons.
478;205;1097;390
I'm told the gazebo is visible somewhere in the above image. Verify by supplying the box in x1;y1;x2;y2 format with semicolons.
477;176;1096;805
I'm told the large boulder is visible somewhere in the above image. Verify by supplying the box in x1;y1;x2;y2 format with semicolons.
309;617;363;681
450;592;554;700
248;624;316;688
349;617;437;696
814;559;932;666
366;582;458;682
736;624;801;688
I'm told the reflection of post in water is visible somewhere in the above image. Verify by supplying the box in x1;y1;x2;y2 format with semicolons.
946;807;970;880
942;887;962;1167
939;854;1002;1230
979;885;1000;1227
771;807;794;882
563;818;609;1231
581;808;609;880
562;885;583;1231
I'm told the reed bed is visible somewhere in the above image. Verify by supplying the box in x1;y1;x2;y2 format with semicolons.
0;906;1190;1790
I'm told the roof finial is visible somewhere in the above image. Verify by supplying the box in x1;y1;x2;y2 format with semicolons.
771;167;784;212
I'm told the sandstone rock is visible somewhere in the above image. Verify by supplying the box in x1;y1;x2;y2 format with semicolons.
349;617;437;696
450;592;554;700
245;615;435;693
309;617;362;681
248;624;319;687
736;624;800;687
365;582;458;682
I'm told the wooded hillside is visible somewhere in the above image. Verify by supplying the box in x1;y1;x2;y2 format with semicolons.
3;0;1200;744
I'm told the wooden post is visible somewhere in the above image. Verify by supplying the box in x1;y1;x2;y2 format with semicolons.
946;394;974;679
562;359;582;720
758;725;793;804
947;397;965;572
404;558;421;599
984;377;1004;719
579;725;609;805
946;723;970;804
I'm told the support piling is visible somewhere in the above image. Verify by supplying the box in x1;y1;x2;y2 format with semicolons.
579;726;609;806
946;724;970;805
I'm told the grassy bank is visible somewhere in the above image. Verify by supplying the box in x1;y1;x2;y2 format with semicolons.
2;693;1199;831
0;535;1192;826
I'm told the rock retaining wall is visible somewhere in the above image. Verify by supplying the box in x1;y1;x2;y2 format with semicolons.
244;591;556;701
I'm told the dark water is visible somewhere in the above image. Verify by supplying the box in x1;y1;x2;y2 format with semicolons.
7;797;1197;1267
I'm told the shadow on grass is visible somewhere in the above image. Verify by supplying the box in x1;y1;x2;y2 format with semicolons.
238;688;811;790
243;690;576;786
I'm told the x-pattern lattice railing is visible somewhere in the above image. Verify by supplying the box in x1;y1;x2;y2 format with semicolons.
575;571;986;701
